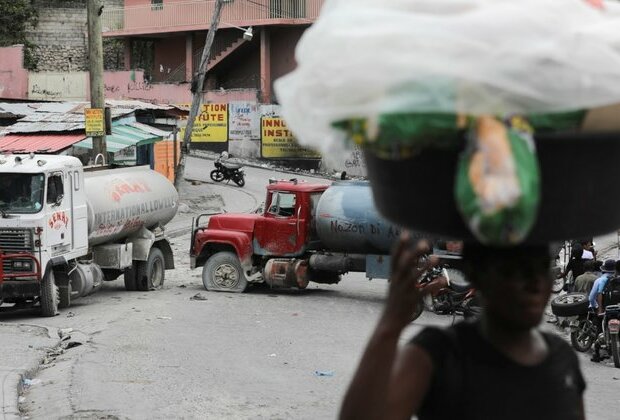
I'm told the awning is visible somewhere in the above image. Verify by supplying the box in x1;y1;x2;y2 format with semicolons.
74;124;163;153
0;134;86;153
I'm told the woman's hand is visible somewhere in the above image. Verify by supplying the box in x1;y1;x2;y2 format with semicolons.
381;233;438;331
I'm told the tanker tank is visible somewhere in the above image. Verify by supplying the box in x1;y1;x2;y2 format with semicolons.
85;166;179;246
315;181;404;255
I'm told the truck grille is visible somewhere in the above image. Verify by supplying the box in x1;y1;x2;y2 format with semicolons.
0;228;35;276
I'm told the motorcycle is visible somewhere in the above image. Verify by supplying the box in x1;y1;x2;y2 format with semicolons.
551;292;620;367
411;265;481;322
210;152;245;187
606;305;620;367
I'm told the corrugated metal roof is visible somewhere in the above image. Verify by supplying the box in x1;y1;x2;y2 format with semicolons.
1;100;178;135
73;124;162;153
0;103;44;118
0;134;86;153
3;103;134;134
131;122;172;138
106;99;173;111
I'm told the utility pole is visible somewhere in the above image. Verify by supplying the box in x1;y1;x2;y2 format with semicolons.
87;0;106;159
175;0;224;188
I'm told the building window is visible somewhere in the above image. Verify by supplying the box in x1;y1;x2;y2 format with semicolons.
151;0;164;11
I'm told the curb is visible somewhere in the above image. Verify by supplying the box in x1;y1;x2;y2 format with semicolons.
0;325;60;420
1;366;22;420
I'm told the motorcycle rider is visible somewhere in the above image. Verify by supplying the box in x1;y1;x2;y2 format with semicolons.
589;259;619;362
588;259;616;313
340;235;585;420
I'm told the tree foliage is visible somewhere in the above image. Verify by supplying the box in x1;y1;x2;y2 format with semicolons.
0;0;39;69
0;0;39;45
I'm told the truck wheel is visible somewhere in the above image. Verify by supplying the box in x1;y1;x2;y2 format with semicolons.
40;270;59;317
136;248;165;291
550;293;589;317
124;267;138;291
58;283;71;309
203;252;248;293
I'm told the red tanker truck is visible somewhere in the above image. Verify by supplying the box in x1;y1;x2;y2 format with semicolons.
190;179;462;292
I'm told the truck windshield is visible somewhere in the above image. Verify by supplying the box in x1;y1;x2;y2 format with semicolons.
0;173;45;214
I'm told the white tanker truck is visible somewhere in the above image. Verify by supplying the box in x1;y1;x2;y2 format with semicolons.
0;154;178;316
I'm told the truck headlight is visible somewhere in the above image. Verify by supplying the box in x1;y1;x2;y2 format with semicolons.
12;261;32;271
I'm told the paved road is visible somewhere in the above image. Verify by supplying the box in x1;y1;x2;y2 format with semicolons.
1;157;618;419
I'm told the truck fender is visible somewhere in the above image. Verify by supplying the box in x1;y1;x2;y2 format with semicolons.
194;230;253;272
154;238;174;270
47;257;70;286
127;227;156;262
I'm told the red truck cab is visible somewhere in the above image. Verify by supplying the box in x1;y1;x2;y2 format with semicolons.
190;180;328;292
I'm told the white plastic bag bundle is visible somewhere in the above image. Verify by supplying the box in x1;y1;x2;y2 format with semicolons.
275;0;620;155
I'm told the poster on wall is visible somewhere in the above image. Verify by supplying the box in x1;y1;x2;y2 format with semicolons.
261;117;321;159
179;103;228;142
229;102;260;140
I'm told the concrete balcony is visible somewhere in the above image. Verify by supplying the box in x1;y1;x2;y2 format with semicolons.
102;0;323;37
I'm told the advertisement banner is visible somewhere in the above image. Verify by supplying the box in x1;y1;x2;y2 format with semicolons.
179;103;228;143
229;102;260;140
261;117;321;159
84;108;105;137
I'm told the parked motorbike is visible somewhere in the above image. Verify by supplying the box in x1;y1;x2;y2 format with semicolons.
551;292;620;367
210;152;245;187
411;265;480;322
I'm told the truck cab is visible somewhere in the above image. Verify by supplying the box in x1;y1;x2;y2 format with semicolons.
191;180;328;292
0;154;87;314
1;154;178;316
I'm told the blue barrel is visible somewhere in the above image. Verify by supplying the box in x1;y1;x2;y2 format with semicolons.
315;181;404;254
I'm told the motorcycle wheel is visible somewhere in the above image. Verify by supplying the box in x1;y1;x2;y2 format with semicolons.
611;334;620;368
233;174;245;187
461;297;482;320
210;170;225;182
570;320;595;352
410;297;424;322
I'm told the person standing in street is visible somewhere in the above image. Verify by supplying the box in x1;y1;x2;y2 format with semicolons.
340;233;586;420
574;260;602;294
558;246;586;291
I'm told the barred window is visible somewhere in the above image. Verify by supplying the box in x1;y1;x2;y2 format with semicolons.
151;0;164;11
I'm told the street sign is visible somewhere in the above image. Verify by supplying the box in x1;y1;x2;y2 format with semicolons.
84;108;105;137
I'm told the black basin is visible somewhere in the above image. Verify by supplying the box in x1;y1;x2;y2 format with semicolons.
364;131;620;244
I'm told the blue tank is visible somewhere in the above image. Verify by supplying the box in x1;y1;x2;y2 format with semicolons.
315;181;404;255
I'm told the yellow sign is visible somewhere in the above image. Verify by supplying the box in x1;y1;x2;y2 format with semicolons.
84;108;105;137
179;103;228;143
261;118;320;159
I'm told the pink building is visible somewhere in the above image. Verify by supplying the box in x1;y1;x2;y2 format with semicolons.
102;0;324;104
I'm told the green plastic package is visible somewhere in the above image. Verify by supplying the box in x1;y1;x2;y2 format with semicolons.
455;116;541;245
